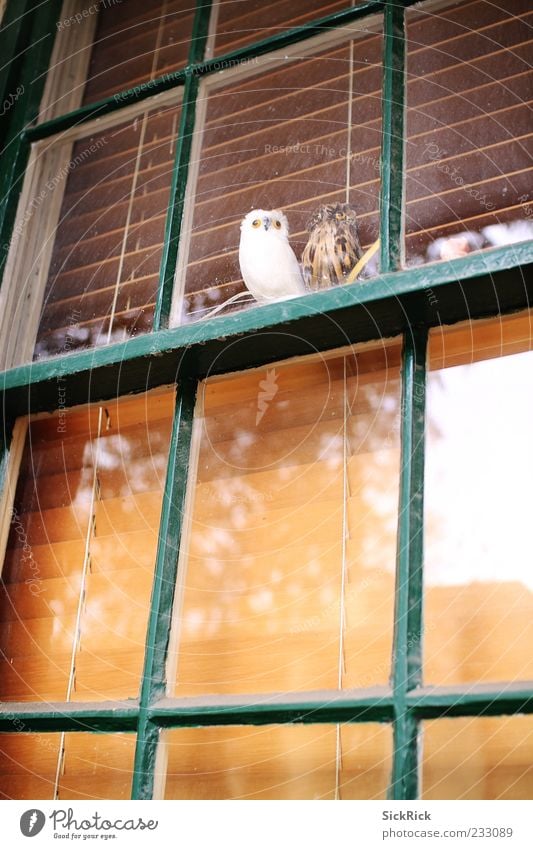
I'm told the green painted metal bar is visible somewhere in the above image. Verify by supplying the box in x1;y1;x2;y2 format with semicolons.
149;689;394;727
380;0;406;273
390;327;428;800
408;684;533;719
1;242;531;419
25;1;385;143
0;0;34;142
132;379;198;800
0;0;63;284
22;71;188;143
153;1;213;331
0;701;139;733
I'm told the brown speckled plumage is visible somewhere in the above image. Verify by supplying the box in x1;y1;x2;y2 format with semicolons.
301;203;363;290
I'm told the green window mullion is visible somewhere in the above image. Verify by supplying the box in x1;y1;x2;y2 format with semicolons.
132;379;198;800
390;327;428;800
0;0;34;130
149;690;394;727
380;0;406;274
25;1;385;143
153;0;214;330
408;683;533;720
0;702;139;734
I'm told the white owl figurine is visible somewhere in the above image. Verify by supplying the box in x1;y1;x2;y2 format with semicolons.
239;209;305;303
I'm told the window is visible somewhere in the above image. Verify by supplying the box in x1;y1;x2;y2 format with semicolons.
0;0;532;801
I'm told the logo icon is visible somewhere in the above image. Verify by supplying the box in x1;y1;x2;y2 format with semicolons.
20;810;46;837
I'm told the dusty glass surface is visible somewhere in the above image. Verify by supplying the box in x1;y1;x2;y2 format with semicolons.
160;723;392;799
175;22;383;323
423;715;533;800
0;732;135;800
0;390;173;701
211;1;367;58
168;341;401;696
424;311;533;685
83;0;194;104
405;0;533;267
33;102;180;360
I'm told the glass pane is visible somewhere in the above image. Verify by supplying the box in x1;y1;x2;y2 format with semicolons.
0;732;135;800
211;1;367;57
0;390;174;701
175;22;382;324
424;311;533;685
423;715;533;800
33;101;180;360
82;0;194;104
160;723;392;799
405;1;533;266
168;342;400;696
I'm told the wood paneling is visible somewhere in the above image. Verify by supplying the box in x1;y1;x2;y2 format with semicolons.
0;390;173;703
169;344;400;696
162;722;392;800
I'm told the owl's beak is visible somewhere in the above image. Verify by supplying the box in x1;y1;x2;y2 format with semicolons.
263;217;271;231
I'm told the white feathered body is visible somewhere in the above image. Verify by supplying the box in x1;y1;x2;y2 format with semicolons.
239;209;305;303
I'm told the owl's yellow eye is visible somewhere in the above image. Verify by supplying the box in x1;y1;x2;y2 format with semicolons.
335;212;345;220
274;220;282;229
252;219;261;228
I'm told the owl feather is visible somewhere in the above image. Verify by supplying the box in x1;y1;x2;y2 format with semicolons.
301;203;363;290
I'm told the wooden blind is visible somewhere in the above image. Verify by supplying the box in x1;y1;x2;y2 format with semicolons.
0;732;135;800
211;0;361;57
33;103;180;359
423;716;533;800
406;0;533;263
168;342;401;697
178;27;382;322
161;722;392;800
0;389;174;703
82;0;194;105
424;309;533;687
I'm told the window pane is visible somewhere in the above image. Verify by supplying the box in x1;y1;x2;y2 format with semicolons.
423;715;533;800
160;723;392;799
0;732;135;799
211;1;366;57
174;22;382;324
406;0;533;266
0;390;174;701
33;102;180;360
83;0;194;104
168;342;400;696
424;311;533;685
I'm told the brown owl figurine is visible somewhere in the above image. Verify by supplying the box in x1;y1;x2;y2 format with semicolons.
301;203;363;290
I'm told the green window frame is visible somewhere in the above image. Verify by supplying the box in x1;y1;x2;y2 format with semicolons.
0;0;532;801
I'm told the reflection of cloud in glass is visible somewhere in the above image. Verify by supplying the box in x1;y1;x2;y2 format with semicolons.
426;352;533;590
169;346;402;698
